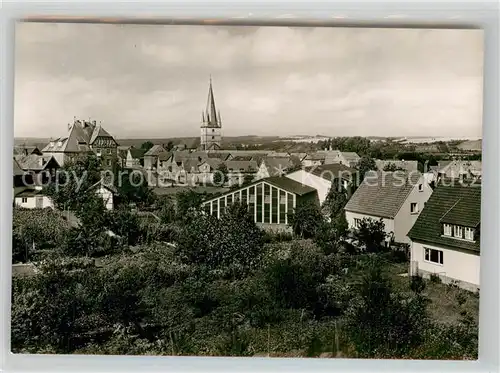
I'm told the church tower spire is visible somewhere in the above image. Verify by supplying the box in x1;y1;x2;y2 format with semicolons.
200;75;222;151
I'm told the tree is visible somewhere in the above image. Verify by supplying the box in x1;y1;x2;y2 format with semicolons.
141;141;154;152
165;141;174;152
345;262;430;358
355;156;377;182
176;203;264;276
117;168;155;208
287;201;324;238
213;163;229;186
383;162;406;172
322;183;348;221
242;173;254;186
175;190;203;220
352;218;387;253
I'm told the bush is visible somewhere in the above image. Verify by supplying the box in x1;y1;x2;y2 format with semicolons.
410;275;426;294
430;273;442;283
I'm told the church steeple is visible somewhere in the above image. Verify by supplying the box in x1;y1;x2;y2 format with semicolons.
202;75;221;128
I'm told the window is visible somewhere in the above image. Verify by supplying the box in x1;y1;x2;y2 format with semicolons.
454;225;463;238
464;227;475;241
107;148;113;154
354;218;361;228
212;129;215;132
410;203;418;214
21;197;28;203
424;248;443;265
443;224;452;236
212;136;214;139
107;159;112;166
418;184;423;191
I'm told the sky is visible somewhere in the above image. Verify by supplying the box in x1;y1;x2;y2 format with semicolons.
14;22;484;139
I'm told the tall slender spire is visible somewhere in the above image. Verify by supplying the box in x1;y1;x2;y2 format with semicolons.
205;75;219;128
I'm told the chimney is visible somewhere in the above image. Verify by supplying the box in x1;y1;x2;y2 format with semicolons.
49;139;55;147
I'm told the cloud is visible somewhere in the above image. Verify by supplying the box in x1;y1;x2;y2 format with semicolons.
14;23;484;139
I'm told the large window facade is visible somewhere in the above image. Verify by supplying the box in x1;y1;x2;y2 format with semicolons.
202;181;297;225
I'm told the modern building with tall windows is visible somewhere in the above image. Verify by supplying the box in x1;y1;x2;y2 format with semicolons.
201;176;319;232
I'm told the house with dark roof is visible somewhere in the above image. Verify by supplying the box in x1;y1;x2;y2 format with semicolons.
286;164;359;205
42;118;118;170
302;150;361;168
408;183;481;291
143;144;166;170
201;176;319;232
126;147;147;168
437;160;482;181
13;145;42;158
344;170;433;244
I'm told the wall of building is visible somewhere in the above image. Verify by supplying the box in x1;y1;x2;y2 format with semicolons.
202;181;297;226
95;186;114;210
15;195;54;209
345;210;395;239
285;170;332;205
393;176;433;244
410;240;480;290
201;127;222;150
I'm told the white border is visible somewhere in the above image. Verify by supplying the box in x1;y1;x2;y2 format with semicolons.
1;1;498;372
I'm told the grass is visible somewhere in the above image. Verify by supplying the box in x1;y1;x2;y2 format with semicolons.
387;261;479;325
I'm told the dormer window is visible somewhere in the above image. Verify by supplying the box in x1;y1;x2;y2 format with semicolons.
464;227;475;241
418;184;423;191
453;225;463;238
443;223;452;236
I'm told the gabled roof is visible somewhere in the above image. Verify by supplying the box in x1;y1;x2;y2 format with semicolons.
158;151;173;161
265;176;317;196
202;176;317;204
128;148;147;159
144;144;166;157
375;159;419;172
207;152;232;161
344;171;422;219
13;158;25;176
303;163;358;182
408;183;481;252
231;155;254;161
89;124;114;144
13;145;42;157
16;154;59;171
225;160;258;173
260;157;293;176
200;158;223;170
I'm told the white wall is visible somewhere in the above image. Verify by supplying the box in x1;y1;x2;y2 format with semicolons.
393;176;433;244
410;240;480;287
285;170;332;205
15;195;54;209
302;159;322;167
95;186;114;210
345;210;395;238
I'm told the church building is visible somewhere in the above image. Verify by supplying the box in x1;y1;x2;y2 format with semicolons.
200;77;222;151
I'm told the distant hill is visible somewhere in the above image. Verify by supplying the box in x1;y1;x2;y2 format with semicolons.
457;139;482;152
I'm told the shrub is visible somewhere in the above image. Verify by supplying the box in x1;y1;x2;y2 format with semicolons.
410;275;426;294
429;273;442;283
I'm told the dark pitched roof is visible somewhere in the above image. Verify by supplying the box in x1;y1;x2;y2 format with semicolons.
265;176;317;196
158;151;173;161
225;160;258;172
408;183;481;252
344;171;422;219
13;159;25;176
202;176;317;204
304;163;358;182
231;155;254;161
16;154;59;171
144;144;166;157
129;148;147;159
89;124;114;144
207;152;231;161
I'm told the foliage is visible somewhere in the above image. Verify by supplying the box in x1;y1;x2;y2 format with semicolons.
345;263;430;358
117;168;155;207
176;203;264;276
355;156;378;182
140;141;154;152
287;201;324;239
175;190;204;220
213;163;229;186
12;208;70;263
352;218;387;253
383;162;406;172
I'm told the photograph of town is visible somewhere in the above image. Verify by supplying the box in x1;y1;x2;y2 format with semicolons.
11;22;483;359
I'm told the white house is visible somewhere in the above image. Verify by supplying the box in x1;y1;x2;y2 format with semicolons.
14;188;54;209
407;183;481;291
285;164;358;205
344;171;433;244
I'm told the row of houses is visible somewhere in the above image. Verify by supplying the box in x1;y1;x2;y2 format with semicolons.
201;167;481;292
